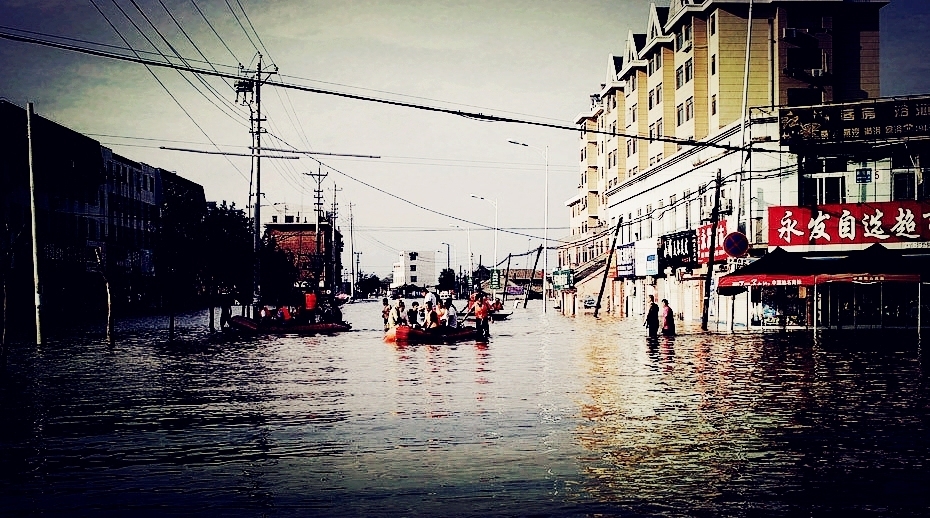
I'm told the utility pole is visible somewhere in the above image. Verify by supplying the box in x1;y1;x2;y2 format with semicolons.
330;184;342;295
354;251;362;294
701;169;723;331
237;54;277;318
594;216;624;318
349;202;356;298
26;102;42;344
304;165;328;293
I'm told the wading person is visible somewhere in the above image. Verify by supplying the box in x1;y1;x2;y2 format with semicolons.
661;298;676;336
643;295;660;338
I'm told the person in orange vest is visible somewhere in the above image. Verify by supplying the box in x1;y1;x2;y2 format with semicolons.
474;293;492;339
304;291;318;324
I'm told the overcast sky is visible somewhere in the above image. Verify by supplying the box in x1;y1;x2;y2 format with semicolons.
1;0;928;277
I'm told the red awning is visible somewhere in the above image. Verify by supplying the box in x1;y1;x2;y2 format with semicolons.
718;274;816;288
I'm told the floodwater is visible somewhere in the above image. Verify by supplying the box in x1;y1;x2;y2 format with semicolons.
1;301;929;517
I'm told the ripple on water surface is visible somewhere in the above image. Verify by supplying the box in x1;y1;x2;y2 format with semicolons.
1;302;929;516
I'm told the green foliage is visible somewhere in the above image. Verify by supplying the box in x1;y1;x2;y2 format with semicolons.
259;234;300;307
202;201;253;305
355;273;382;298
437;268;456;291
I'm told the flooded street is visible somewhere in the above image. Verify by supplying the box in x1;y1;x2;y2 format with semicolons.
2;301;929;516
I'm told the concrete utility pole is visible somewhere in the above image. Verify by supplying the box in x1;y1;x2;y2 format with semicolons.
349;203;356;298
237;54;277;318
26;102;42;344
701;169;723;331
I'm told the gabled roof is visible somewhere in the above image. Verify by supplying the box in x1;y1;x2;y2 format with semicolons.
617;30;648;79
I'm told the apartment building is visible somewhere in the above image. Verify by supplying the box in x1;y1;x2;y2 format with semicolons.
391;250;438;289
558;0;891;325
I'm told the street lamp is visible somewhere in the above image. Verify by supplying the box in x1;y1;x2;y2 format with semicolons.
469;194;498;270
440;242;451;269
508;140;549;312
450;224;472;291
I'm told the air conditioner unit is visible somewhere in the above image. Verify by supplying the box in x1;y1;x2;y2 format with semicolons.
700;205;714;222
720;198;734;214
811;68;825;78
782;28;797;39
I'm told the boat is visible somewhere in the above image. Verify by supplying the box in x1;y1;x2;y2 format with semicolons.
384;325;479;344
461;311;512;322
228;315;352;335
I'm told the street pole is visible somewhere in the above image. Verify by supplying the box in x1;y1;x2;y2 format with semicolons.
701;169;723;331
507;140;548;312
26;102;42;344
544;145;549;313
441;242;451;269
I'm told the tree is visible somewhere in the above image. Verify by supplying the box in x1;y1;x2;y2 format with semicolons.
202;201;252;306
355;273;382;298
437;268;456;291
259;234;300;307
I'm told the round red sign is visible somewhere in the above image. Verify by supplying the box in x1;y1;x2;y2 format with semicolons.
724;232;749;257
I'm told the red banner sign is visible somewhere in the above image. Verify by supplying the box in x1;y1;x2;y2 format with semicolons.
768;201;930;249
697;219;729;264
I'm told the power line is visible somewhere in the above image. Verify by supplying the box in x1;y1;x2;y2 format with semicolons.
0;28;753;152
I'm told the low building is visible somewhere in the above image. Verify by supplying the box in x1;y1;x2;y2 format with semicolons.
391;251;437;289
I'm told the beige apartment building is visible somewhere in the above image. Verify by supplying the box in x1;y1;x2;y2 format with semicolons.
557;0;886;318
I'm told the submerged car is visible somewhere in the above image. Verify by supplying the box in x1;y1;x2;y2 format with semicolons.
583;296;597;309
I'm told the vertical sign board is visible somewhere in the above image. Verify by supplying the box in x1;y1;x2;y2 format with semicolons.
634;239;659;277
615;243;635;278
489;269;501;290
697;219;729;263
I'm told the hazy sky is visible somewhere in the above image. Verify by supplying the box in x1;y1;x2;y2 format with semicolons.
1;0;928;276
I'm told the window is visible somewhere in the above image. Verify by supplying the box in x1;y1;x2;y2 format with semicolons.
821;176;847;204
711;94;717;115
649;123;656;140
684;24;692;44
685;58;694;82
685;97;694;121
631;104;637;123
655;83;662;104
411;275;417;283
626;138;633;157
709;13;716;35
893;172;916;200
628;74;637;91
410;265;417;272
648;89;655;109
676;104;684;126
676;66;684;89
656;118;663;137
711;54;716;75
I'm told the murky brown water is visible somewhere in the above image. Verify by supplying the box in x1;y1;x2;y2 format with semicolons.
1;301;928;516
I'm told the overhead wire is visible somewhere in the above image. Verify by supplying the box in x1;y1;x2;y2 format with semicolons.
87;0;249;183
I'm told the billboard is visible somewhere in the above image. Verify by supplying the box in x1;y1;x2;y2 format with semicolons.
697;219;729;263
780;96;930;148
615;243;635;277
768;201;930;250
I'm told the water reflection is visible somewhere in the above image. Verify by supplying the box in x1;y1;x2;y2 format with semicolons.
1;304;928;515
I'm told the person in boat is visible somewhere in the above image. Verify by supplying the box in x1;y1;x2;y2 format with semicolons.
276;305;293;324
304;291;318;324
441;299;458;328
381;297;391;331
388;300;407;328
422;288;437;309
491;298;504;311
422;303;440;330
407;301;422;329
474;293;492;339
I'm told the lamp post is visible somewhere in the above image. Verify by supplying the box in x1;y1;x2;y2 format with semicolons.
469;194;498;270
508;140;548;312
450;224;472;290
440;242;451;269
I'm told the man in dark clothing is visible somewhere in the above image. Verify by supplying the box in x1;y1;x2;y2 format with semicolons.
644;295;660;338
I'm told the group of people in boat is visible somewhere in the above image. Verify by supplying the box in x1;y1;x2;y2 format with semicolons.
382;289;497;339
255;290;344;327
382;288;459;333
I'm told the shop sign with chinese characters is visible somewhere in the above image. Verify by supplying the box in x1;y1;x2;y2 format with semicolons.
661;230;697;268
780;96;930;148
697;219;729;263
768;201;930;250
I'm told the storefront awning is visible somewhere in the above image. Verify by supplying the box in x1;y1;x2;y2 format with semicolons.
717;244;927;292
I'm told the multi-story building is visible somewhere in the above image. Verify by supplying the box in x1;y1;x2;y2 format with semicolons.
391;251;437;289
265;217;344;296
0;100;211;321
558;0;903;328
